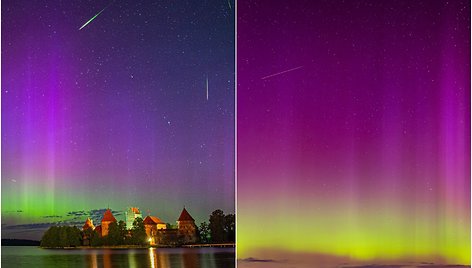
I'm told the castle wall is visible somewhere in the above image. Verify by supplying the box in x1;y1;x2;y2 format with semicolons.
102;221;111;236
178;220;197;244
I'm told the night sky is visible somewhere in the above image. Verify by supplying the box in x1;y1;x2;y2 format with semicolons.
2;0;234;240
238;0;470;266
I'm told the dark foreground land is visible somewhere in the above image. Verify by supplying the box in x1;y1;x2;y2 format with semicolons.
2;239;40;246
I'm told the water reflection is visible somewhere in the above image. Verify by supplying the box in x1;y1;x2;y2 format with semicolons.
128;250;137;268
79;247;234;268
103;249;112;268
1;246;234;268
89;251;98;268
150;248;157;268
182;250;199;268
148;247;172;268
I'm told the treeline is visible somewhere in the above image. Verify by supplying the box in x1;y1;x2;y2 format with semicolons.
86;218;148;246
40;226;82;247
40;218;148;247
198;209;235;243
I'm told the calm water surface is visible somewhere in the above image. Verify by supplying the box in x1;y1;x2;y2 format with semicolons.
2;246;235;268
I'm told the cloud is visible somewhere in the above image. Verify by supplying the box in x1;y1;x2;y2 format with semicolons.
241;258;280;263
417;266;470;268
3;210;23;213
2;207;125;240
89;209;108;215
66;210;87;217
57;220;84;226
342;265;470;268
89;208;123;222
3;222;56;230
64;208;123;221
341;265;401;268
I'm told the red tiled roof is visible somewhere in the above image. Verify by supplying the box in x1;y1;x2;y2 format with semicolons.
101;209;117;223
178;208;194;221
131;207;141;214
95;225;102;234
144;215;165;225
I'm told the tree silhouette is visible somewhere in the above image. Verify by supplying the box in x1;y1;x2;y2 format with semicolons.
67;226;82;246
40;226;82;247
209;209;226;243
198;222;210;243
130;217;147;245
224;214;235;242
106;222;122;245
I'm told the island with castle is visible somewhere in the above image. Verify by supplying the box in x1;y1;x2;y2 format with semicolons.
40;207;235;248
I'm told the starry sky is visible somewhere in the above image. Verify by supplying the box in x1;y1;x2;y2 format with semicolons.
2;0;234;240
237;0;470;266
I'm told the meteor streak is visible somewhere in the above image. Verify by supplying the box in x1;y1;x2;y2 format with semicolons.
79;3;111;30
261;65;303;80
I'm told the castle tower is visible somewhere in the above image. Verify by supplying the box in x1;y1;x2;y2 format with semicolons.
101;209;117;236
177;207;197;244
125;207;143;229
82;217;95;231
143;215;167;245
81;217;96;246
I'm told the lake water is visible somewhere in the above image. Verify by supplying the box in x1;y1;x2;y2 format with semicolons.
1;246;235;268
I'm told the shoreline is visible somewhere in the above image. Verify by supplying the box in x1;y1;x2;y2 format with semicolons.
39;243;235;250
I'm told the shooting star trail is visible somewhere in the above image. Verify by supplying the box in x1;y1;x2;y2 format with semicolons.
79;3;112;30
261;65;303;80
206;76;209;101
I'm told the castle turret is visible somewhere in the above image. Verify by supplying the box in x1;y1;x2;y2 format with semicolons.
82;217;96;246
101;209;117;236
177;207;197;244
125;207;143;229
82;217;95;231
